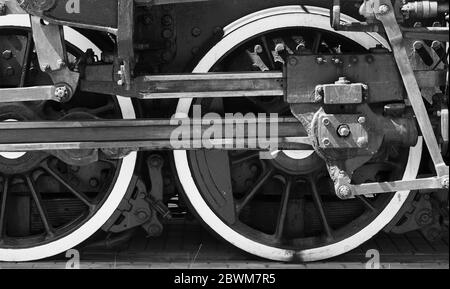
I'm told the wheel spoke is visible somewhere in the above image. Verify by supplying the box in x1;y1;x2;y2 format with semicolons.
98;158;118;167
312;32;322;54
356;195;378;213
0;178;9;239
76;101;116;116
26;175;54;237
231;151;260;166
19;32;34;87
236;168;274;214
41;162;95;210
260;36;276;70
274;177;292;241
308;175;333;239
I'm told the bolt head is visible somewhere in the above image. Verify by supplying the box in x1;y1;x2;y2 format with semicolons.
316;57;326;64
413;41;424;50
148;225;162;236
358;116;366;124
254;45;263;54
365;55;374;63
162;15;173;26
416;210;433;226
338;186;352;199
323;138;331;147
144;16;152;25
335;77;350;84
2;50;12;60
162;29;173;39
89;178;99;188
431;41;442;49
333;58;342;65
337;125;351;137
379;4;390;14
289;57;298;66
191;27;201;37
54;85;71;102
322;118;330;126
137;211;149;221
442;177;449;189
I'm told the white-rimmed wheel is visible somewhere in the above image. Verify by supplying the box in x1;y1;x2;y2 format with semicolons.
174;6;423;262
0;22;137;262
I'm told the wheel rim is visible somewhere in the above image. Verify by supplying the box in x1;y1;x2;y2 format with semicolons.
174;6;422;262
0;26;137;261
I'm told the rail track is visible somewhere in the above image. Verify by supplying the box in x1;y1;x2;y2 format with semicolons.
0;220;448;269
0;0;449;265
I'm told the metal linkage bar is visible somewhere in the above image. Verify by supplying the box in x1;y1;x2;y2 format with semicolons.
81;71;285;99
0;86;58;103
0;117;310;152
375;0;448;178
352;177;449;196
1;71;283;103
3;66;443;103
402;27;449;42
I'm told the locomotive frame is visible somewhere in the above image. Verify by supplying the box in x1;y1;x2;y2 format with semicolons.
0;0;448;262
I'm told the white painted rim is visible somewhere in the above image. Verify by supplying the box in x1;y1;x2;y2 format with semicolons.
174;5;421;262
0;19;136;262
0;120;26;159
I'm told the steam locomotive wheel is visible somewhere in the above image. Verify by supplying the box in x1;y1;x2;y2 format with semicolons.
174;6;423;262
0;25;137;262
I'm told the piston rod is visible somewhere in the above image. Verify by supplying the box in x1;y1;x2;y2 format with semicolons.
0;117;310;152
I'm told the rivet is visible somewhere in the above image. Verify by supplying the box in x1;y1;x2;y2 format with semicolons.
162;29;173;39
191;27;201;37
162;15;173;26
323;138;331;147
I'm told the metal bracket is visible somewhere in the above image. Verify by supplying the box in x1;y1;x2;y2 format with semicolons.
116;0;135;90
29;16;79;102
145;155;171;220
374;0;448;178
102;155;170;237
